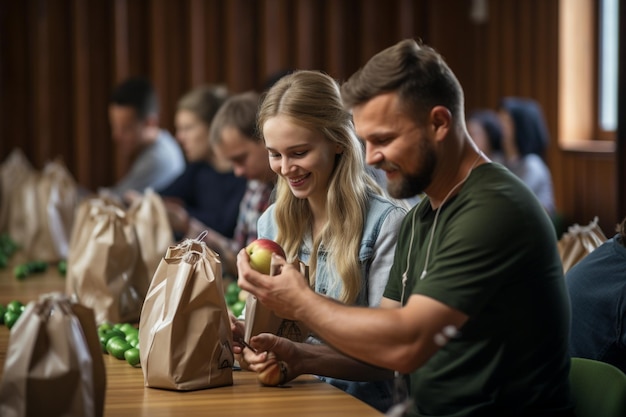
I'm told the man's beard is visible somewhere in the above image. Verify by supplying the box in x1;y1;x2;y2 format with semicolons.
382;142;436;199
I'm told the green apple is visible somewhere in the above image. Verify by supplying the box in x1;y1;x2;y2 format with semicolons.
245;238;286;275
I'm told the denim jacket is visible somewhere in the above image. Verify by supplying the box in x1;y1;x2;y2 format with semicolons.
256;193;406;412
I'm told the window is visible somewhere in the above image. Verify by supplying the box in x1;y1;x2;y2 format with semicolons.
599;0;619;134
559;0;615;151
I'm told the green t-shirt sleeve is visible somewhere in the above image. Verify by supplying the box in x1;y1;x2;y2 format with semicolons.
415;190;554;316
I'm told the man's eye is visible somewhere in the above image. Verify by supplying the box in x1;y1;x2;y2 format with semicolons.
376;138;391;145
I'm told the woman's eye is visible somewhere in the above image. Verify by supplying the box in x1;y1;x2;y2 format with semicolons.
293;150;308;157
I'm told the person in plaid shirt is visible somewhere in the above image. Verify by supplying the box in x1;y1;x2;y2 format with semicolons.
197;91;276;277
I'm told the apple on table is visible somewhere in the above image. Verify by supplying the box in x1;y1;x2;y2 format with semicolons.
245;238;286;275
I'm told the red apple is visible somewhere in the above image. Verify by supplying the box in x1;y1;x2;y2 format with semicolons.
258;361;284;386
245;238;286;275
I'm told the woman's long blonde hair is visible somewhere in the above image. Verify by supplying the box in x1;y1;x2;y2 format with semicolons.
257;70;381;304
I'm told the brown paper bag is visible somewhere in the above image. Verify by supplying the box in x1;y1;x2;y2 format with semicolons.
29;159;79;262
126;188;174;278
244;258;311;343
558;216;608;274
0;292;106;417
139;236;234;391
66;198;150;324
0;148;34;234
7;169;40;253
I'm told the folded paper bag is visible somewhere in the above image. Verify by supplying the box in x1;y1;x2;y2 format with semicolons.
244;258;311;344
139;235;234;391
0;292;106;417
66;198;149;324
557;216;608;274
126;188;174;278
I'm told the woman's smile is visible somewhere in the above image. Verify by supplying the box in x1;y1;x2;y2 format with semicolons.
287;173;311;187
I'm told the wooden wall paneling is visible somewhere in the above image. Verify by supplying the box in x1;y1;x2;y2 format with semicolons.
484;1;502;108
188;0;208;87
112;0;131;181
33;0;51;168
518;0;534;97
72;0;92;188
497;1;518;96
0;0;617;232
560;152;576;228
323;0;343;77
359;0;396;66
585;154;616;233
34;0;72;168
596;155;617;230
51;2;73;167
396;0;416;40
85;0;116;191
537;1;562;211
198;0;226;86
112;0;130;82
70;0;116;191
260;0;292;84
0;1;31;162
126;0;151;78
468;5;489;109
427;1;477;112
561;152;616;235
224;0;258;92
339;0;361;79
413;0;432;44
324;0;360;79
294;0;322;72
150;0;180;135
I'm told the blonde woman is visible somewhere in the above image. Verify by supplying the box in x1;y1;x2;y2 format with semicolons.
238;70;406;412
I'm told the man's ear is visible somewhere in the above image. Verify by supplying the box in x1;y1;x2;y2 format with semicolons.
143;114;159;128
141;114;160;141
430;106;451;141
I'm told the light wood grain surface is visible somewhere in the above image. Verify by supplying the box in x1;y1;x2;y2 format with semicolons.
0;258;384;417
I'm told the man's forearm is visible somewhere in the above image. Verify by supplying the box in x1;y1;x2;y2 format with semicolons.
295;341;393;381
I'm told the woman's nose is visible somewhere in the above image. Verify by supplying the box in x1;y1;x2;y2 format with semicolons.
281;157;294;175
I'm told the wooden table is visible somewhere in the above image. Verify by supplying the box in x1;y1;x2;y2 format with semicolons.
0;257;384;417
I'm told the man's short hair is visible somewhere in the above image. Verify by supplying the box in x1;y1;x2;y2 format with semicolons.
110;77;158;120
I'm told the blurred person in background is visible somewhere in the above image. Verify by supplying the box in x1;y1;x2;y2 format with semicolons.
498;97;556;216
105;77;185;198
566;215;626;372
203;91;277;276
466;108;505;164
158;85;247;240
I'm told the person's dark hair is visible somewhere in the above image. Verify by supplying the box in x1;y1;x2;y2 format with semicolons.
341;38;465;122
499;97;549;157
110;77;158;120
468;109;503;152
209;91;261;145
617;216;626;246
177;84;229;126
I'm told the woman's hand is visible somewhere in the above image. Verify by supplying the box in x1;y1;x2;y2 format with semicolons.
241;333;300;386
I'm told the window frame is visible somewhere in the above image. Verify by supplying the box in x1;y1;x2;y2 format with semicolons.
559;0;616;150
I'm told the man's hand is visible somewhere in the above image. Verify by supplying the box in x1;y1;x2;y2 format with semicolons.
236;250;311;320
241;333;298;385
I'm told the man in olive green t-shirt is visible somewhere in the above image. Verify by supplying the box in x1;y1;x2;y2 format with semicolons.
236;39;574;417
